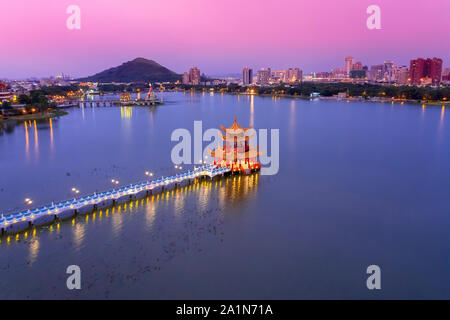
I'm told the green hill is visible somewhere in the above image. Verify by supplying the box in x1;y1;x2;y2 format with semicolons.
78;58;181;83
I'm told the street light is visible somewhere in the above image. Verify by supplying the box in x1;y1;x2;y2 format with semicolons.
111;179;119;185
24;198;33;205
145;171;153;177
71;187;80;195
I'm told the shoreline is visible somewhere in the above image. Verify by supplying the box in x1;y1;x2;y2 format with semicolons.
176;89;450;107
0;109;68;123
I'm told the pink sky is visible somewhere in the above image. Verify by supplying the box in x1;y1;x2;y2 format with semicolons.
1;0;449;78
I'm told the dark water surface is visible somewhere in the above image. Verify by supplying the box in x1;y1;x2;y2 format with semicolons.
1;92;450;299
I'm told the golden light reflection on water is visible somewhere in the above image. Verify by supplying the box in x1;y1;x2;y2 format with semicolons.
73;222;86;252
289;100;296;152
1;174;260;261
173;188;185;217
438;106;446;144
29;236;40;265
197;179;212;212
111;204;123;236
24;122;29;160
49;118;54;152
33;120;39;155
145;197;156;227
23;119;55;159
120;107;133;119
250;95;255;128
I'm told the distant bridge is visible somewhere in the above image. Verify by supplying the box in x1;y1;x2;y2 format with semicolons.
56;99;160;108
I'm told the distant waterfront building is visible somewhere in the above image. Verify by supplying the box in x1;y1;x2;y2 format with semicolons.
182;67;201;85
369;64;384;82
331;67;346;79
430;58;443;85
187;67;201;85
337;92;348;99
351;61;363;71
257;69;270;85
242;67;253;85
349;69;367;79
182;72;190;85
345;56;354;77
442;68;450;82
395;66;409;85
271;70;286;82
0;82;12;102
383;60;396;82
442;68;450;77
315;72;331;79
285;68;302;83
409;57;443;85
409;58;424;85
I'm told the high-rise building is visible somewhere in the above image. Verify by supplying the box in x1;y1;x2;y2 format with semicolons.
442;68;450;82
0;82;12;102
271;70;286;82
314;72;330;79
369;64;384;82
182;72;190;85
395;66;409;85
257;69;270;85
351;62;363;70
349;70;367;79
410;58;425;85
410;57;443;85
345;56;354;77
242;67;253;85
331;67;346;79
430;58;443;85
188;67;201;85
383;60;396;82
285;68;302;83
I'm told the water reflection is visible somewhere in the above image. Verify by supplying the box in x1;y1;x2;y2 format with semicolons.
173;188;186;217
0;174;260;264
33;120;39;156
24;122;29;160
111;205;122;234
121;107;133;119
28;236;40;265
25;229;40;264
289;100;296;153
73;222;86;253
144;197;155;227
2;92;450;299
438;106;446;145
250;95;254;127
49;118;54;153
0;121;16;136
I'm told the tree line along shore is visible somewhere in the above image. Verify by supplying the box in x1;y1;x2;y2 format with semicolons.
1;82;449;124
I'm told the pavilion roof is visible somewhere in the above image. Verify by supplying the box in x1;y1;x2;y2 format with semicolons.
220;116;252;133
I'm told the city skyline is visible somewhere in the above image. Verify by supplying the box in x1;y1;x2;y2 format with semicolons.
1;0;449;78
2;55;448;83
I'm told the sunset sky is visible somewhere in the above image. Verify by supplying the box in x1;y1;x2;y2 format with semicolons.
2;0;449;78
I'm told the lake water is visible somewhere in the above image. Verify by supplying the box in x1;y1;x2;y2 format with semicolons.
1;92;450;299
